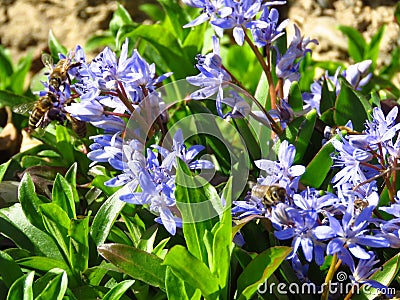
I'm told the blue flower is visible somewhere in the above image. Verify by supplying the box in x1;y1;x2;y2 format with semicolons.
348;252;394;297
247;6;289;47
276;24;318;82
313;203;389;264
187;36;232;117
255;140;305;195
274;208;325;265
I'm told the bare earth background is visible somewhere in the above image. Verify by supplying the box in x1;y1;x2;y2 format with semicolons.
0;0;398;78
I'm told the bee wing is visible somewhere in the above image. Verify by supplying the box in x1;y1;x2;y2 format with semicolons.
41;53;54;70
12;102;35;116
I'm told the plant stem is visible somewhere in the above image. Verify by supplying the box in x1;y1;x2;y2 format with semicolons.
243;30;277;110
321;253;339;300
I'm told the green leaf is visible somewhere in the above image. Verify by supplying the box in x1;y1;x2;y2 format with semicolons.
175;159;220;264
338;25;366;62
55;125;74;165
17;256;70;276
34;269;68;300
237;246;292;300
39;203;71;260
102;279;135;300
319;77;336;115
90;189;126;246
165;267;189;300
0;46;13;82
6;271;34;300
283;109;317;163
352;253;400;300
0;250;23;288
159;0;188;42
127;24;193;79
69;216;90;273
109;4;134;38
288;82;304;111
85;33;115;52
10;52;32;95
65;163;79;204
52;173;76;219
163;245;220;299
139;3;165;22
0;160;11;183
301;140;335;188
0;90;33;107
48;30;67;59
334;78;371;131
18;173;44;230
98;243;166;289
365;25;385;68
211;178;233;290
0;204;62;260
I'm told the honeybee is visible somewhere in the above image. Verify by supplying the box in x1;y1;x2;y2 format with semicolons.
13;93;63;130
354;198;369;211
67;114;86;138
41;53;80;91
251;184;287;207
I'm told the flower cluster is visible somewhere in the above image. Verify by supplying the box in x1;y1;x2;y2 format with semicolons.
64;39;172;133
90;129;214;235
233;105;400;294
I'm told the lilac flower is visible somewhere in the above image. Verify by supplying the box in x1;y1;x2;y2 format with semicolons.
330;137;374;188
274;208;325;265
247;6;289;47
276;24;318;82
348;106;400;152
292;188;338;214
255;140;305;195
342;60;372;91
211;0;264;45
313;203;389;264
348;253;393;296
187;36;232;117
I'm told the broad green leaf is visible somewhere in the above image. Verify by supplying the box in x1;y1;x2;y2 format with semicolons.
98;243;166;289
6;271;34;300
109;3;134;38
365;25;385;68
85;33;116;52
52;173;76;219
34;269;68;300
139;3;165;22
48;30;67;59
237;246;292;300
102;279;135;300
319;77;336;115
0;250;23;288
127;24;193;79
163;245;220;299
283;109;317;163
0;160;10;182
65;163;79;204
55;125;74;165
0;90;33;107
10;52;32;95
90;189;126;246
301;140;335;188
137;225;158;253
0;46;13;82
82;265;109;286
254;71;269;109
338;25;366;62
352;253;400;300
211;178;233;291
175;159;219;264
39;203;71;260
334;78;370;131
17;256;70;275
90;175;120;197
165;267;189;300
288;82;303;111
0;204;62;260
69;216;90;273
234;118;262;163
159;0;188;42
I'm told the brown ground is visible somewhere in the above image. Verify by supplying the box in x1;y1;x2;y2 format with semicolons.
0;0;398;77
